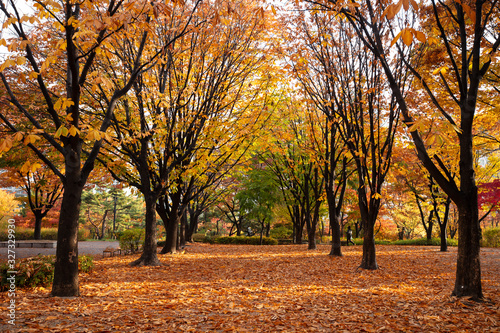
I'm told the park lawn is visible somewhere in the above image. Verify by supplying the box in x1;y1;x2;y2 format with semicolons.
1;244;499;332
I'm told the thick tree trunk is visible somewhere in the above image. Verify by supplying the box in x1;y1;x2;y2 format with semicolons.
51;172;83;297
307;227;316;250
329;214;342;256
179;209;187;248
452;195;482;299
327;192;342;256
354;220;362;238
33;214;43;240
186;213;198;242
162;191;181;254
360;222;378;270
131;192;161;267
440;224;448;252
425;219;434;241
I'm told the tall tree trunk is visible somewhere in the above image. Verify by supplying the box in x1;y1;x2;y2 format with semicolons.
425;218;434;241
329;211;342;256
186;211;199;242
162;190;181;254
307;225;316;250
33;213;43;240
131;192;161;266
51;169;83;297
100;210;108;240
360;223;377;270
354;220;362;238
179;209;187;248
358;186;379;270
440;224;448;252
453;192;482;299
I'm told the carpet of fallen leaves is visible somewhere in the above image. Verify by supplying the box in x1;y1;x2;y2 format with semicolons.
1;244;499;332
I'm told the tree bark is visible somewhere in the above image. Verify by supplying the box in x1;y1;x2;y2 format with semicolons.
360;219;378;270
162;190;181;254
452;190;482;299
179;209;187;248
33;214;43;240
329;212;342;256
51;165;82;297
131;192;161;267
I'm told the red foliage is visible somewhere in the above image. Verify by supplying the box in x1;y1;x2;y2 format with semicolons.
478;179;500;210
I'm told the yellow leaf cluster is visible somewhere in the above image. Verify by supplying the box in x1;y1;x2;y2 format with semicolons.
20;161;42;174
391;28;426;47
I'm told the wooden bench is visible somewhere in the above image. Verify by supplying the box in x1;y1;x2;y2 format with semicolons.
103;247;122;257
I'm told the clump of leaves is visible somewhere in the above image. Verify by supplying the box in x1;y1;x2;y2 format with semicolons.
118;228;144;253
0;254;94;291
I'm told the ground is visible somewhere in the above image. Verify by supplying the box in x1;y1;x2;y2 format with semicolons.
1;244;499;332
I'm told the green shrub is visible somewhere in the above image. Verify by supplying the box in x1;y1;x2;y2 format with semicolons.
211;236;278;245
119;228;145;253
0;255;94;291
0;227;87;241
78;255;95;272
270;226;293;240
192;233;206;242
482;227;500;248
40;228;58;240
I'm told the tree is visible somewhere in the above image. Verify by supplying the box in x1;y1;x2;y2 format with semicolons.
294;10;403;268
0;0;163;296
0;150;63;239
310;0;500;299
237;165;280;245
93;1;203;264
151;0;276;254
286;8;351;255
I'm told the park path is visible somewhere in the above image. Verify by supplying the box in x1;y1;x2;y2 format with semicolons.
0;240;120;261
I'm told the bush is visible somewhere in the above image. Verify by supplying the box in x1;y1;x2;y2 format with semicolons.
0;227;87;241
191;233;206;242
211;236;278;245
270;226;293;240
0;254;94;291
119;228;145;253
387;238;457;246
482;227;500;248
78;255;95;272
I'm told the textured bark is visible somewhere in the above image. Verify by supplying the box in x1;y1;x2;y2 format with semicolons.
33;215;43;240
360;224;378;270
51;160;82;297
131;192;161;267
162;190;181;254
328;213;342;256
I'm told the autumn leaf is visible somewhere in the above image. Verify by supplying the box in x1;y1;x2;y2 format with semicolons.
402;28;413;46
1;244;498;332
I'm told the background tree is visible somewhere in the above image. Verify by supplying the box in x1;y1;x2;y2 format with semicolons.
286;8;353;255
237;164;280;244
0;150;63;239
80;186;144;239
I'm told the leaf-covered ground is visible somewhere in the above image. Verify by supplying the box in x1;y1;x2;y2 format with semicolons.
2;244;499;332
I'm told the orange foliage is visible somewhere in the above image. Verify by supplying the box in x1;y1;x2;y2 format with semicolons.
2;244;499;331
